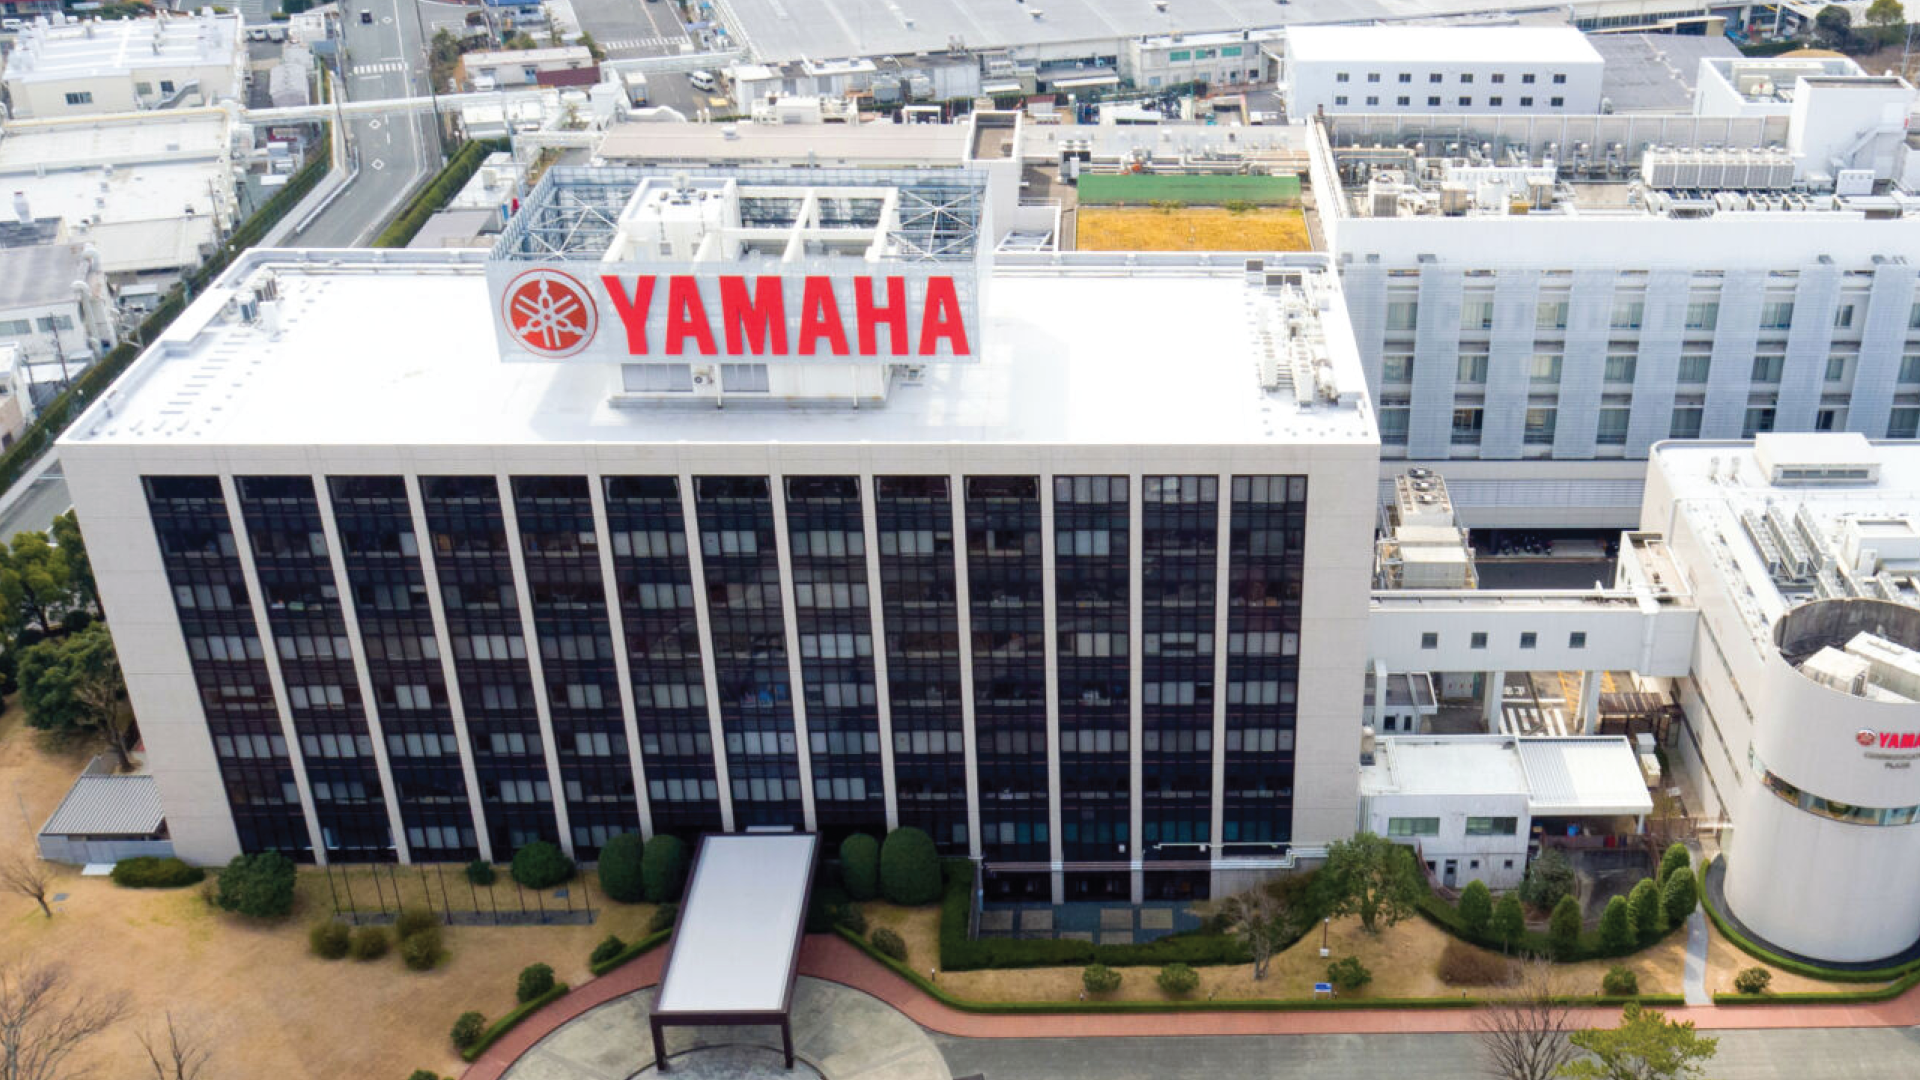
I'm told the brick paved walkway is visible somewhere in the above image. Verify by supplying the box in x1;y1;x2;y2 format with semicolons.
463;934;1920;1080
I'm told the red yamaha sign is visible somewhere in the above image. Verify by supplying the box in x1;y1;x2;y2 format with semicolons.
491;263;977;364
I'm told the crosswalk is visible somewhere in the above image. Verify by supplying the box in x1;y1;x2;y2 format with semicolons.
1499;703;1572;737
599;35;690;51
353;61;406;78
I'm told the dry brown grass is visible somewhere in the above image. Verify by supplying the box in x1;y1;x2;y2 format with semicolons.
0;703;658;1080
1076;207;1311;252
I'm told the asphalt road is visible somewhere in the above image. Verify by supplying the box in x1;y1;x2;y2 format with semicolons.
0;466;68;543
935;1027;1920;1080
571;0;689;58
293;0;445;248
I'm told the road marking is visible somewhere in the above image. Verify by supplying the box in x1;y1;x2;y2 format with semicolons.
371;158;385;171
599;35;690;50
368;118;383;130
353;61;405;76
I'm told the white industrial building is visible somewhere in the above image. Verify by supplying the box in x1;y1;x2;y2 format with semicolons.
1;11;246;119
1284;26;1605;118
0;235;113;370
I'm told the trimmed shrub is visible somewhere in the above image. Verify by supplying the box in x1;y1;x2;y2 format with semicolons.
1629;878;1665;943
641;834;689;903
517;963;556;1004
1734;966;1773;995
1156;963;1200;997
840;833;880;900
450;1011;487;1050
591;935;627;966
1658;843;1691;886
1520;849;1575;911
879;827;942;905
1437;938;1513;986
1457;879;1493;935
1548;895;1582;960
350;926;390;961
215;851;298;918
649;903;679;934
1082;963;1122;994
871;927;908;962
839;904;869;935
511;842;574;890
1327;956;1372;993
1662;867;1698;926
409;1071;444;1080
808;881;853;934
597;833;645;903
111;856;204;889
1599;895;1635;952
1490;893;1526;948
402;927;443;971
395;907;441;941
465;860;496;886
1602;965;1639;996
309;920;351;959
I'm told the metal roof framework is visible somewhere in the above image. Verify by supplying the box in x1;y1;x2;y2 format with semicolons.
38;774;165;838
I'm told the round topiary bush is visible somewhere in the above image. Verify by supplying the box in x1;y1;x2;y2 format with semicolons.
1599;894;1634;952
1661;867;1698;926
450;1011;487;1050
401;928;442;971
641;834;689;903
517;962;556;1003
1602;965;1639;996
1082;963;1122;995
1457;879;1493;935
1658;843;1691;886
465;859;496;887
350;925;390;961
1548;895;1582;960
395;907;440;940
1156;962;1200;997
591;934;627;966
839;833;880;901
878;827;941;906
309;920;351;959
215;851;298;918
111;856;205;890
870;927;908;961
1734;966;1772;995
511;842;574;890
1629;878;1665;942
597;833;645;903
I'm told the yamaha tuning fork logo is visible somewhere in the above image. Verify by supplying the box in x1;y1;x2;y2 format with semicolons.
501;268;599;358
1858;729;1879;747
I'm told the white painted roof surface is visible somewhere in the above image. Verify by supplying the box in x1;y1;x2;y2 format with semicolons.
64;250;1374;450
597;122;970;165
3;13;241;84
1517;737;1656;816
1361;735;1653;817
654;834;817;1015
1285;26;1603;67
1360;736;1530;798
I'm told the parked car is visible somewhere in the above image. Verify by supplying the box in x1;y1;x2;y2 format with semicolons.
689;70;717;92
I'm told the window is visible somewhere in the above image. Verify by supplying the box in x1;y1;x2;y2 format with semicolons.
1397;95;1411;106
1671;407;1703;438
1552;73;1567;84
1751;354;1784;383
1366;96;1379;106
1549;96;1565;107
1890;407;1920;438
625;364;693;392
1379;407;1410;444
1911;301;1920;329
1529;353;1562;384
1460;73;1474;83
1826;356;1848;382
1471;632;1488;649
1677;355;1711;383
1461;299;1494;331
1536;299;1569;331
1388;817;1441;837
1427;96;1441;106
34;315;72;333
1834;304;1856;329
1430;72;1443;83
1743;407;1776;437
159;79;175;93
1519;96;1533;106
1457;354;1489;383
1522;73;1536;84
1465;817;1519;836
1604;354;1637;382
1334;95;1348;106
1399;72;1412;83
1520;632;1538;649
1382;354;1414;383
1452;407;1484;444
1569;632;1587;649
1336;72;1350;83
1818;408;1843;431
1610;299;1644;330
1367;72;1381;82
1458;96;1472;107
1491;73;1505;84
1685;300;1719;332
1524;408;1556;444
1901;355;1920;383
1421;632;1438;649
1169;50;1191;61
64;91;93;106
1386;300;1418;332
1489;96;1503;106
1760;300;1794;330
1597;408;1630;445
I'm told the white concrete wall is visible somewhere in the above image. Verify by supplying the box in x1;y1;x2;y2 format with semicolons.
1365;789;1530;889
1289;54;1602;118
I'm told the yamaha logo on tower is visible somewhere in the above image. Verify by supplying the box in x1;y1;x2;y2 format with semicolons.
501;268;600;359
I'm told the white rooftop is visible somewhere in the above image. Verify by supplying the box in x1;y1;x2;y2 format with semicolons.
1284;25;1603;67
597;122;970;166
1361;735;1529;799
1361;735;1654;816
654;833;817;1015
465;46;593;67
3;13;241;84
64;249;1374;450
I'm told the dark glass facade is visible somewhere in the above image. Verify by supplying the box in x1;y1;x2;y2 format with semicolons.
875;476;968;853
235;475;393;861
1222;476;1308;846
146;476;312;859
1140;476;1217;897
695;476;803;827
965;476;1048;869
329;476;478;861
1053;477;1131;898
421;476;558;854
783;476;884;844
604;476;722;838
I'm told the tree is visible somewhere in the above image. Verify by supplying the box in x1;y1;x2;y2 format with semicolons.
1221;883;1306;980
1548;895;1582;959
451;1010;488;1050
1628;879;1664;943
0;855;53;918
577;30;606;62
1477;961;1580;1080
48;512;95;617
18;625;133;769
1656;844;1690;888
0;531;74;639
1320;832;1423;934
0;961;128;1080
1815;4;1858;50
1601;966;1638;996
1560;1003;1718;1080
1521;849;1576;911
1459;879;1494;935
1155;963;1199;996
1660;868;1697;927
516;963;556;1003
596;832;644;903
640;834;687;902
1867;0;1906;43
1326;956;1372;993
1599;895;1634;953
839;833;879;901
1733;967;1772;995
139;1012;211;1080
214;852;297;918
878;827;941;905
511;841;574;889
1492;893;1526;951
1082;964;1121;994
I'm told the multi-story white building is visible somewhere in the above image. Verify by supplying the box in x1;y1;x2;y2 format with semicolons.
0;236;112;373
1;11;245;119
59;164;1377;904
1283;26;1605;118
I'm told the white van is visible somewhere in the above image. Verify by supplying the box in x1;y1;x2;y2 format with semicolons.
688;70;717;92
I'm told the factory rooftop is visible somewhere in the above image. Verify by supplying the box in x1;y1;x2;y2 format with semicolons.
2;11;240;84
1360;735;1654;817
1285;24;1602;66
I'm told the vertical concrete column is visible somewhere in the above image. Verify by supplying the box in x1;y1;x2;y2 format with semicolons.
1579;670;1603;735
1484;670;1505;732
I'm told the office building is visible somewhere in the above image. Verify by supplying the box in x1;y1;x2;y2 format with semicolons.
1;11;245;118
1284;26;1605;118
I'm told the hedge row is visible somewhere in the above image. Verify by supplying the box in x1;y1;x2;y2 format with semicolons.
841;927;1683;1014
1414;874;1681;963
372;138;509;249
458;982;570;1062
935;862;1251;971
1712;967;1920;1006
587;929;671;977
0;123;332;499
1699;857;1920;983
